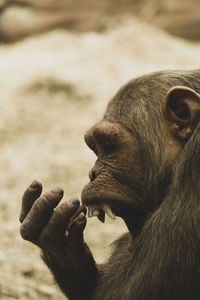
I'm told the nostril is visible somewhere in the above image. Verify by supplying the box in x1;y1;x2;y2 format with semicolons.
89;169;96;182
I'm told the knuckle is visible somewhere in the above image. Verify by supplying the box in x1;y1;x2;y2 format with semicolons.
38;195;51;207
60;201;79;216
33;196;51;212
54;206;64;219
57;203;69;217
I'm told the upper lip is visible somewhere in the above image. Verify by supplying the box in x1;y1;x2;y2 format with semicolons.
81;186;131;216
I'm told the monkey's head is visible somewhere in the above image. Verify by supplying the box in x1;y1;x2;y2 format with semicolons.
81;70;200;233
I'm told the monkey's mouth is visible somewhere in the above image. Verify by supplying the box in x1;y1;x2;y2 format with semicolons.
82;179;147;235
81;179;134;223
81;184;120;223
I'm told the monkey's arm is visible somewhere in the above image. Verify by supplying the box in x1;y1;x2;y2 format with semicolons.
41;242;98;300
19;182;98;300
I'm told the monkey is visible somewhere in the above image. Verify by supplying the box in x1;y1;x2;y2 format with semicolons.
20;69;200;300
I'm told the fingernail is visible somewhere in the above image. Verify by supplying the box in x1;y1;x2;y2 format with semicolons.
51;187;64;196
71;198;80;206
30;180;41;188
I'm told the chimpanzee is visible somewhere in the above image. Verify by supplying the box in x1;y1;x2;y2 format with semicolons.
20;69;200;300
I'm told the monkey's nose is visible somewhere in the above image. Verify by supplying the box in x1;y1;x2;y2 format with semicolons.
86;120;119;148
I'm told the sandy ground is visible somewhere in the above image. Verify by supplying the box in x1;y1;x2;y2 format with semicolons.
0;16;200;299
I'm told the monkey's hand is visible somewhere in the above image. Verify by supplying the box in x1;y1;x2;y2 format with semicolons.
20;181;98;300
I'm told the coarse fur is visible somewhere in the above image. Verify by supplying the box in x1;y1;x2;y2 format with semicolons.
93;126;200;300
20;69;200;300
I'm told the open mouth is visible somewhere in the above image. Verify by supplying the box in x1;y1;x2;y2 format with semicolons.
81;173;136;224
81;180;125;223
81;181;130;224
81;181;147;236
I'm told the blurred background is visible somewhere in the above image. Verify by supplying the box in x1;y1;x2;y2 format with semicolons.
0;0;200;299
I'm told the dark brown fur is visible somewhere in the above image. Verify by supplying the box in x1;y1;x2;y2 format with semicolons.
20;70;200;300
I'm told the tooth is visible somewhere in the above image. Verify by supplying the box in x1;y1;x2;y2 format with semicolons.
88;206;100;218
88;209;93;218
103;205;116;220
93;210;100;217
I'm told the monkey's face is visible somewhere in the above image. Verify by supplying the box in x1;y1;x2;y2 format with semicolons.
81;120;146;225
81;83;200;229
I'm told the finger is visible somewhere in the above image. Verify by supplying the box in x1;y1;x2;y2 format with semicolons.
20;180;42;223
20;187;64;243
39;198;82;245
67;214;95;270
68;204;87;228
67;213;87;249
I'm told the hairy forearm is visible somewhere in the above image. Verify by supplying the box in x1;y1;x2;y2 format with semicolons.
42;250;99;300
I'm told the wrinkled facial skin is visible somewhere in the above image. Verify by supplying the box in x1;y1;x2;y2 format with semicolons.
81;120;148;234
81;77;200;234
81;81;200;235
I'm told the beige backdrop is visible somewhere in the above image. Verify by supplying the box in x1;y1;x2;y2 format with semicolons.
0;10;200;300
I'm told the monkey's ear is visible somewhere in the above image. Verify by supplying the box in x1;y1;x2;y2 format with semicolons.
166;86;200;141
